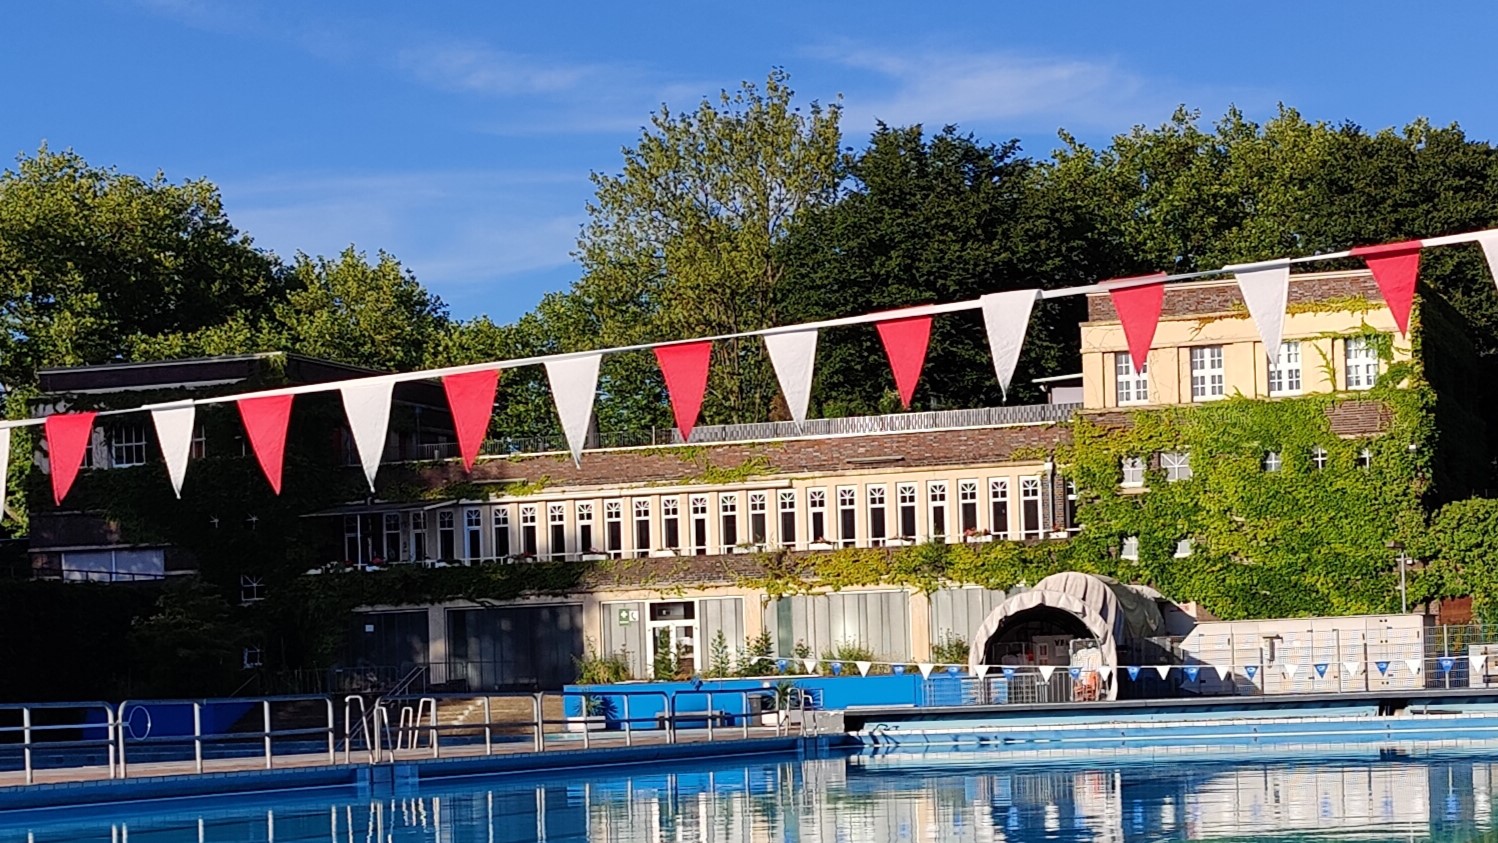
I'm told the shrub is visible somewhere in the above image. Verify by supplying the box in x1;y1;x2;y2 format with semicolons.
575;638;631;684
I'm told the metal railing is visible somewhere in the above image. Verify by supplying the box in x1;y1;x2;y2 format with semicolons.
115;695;335;778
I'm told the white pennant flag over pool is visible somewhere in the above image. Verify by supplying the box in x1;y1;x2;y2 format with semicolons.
1231;262;1291;361
855;661;872;677
1153;665;1171;679
917;663;935;680
545;353;602;466
1473;654;1488;673
1344;661;1362;677
1038;665;1056;682
1283;663;1300;679
763;329;818;426
1479;231;1498;288
974;664;991;679
1098;666;1113;681
802;658;818;674
1405;658;1423;675
1214;665;1232;681
981;289;1040;400
149;401;196;498
340;380;395;491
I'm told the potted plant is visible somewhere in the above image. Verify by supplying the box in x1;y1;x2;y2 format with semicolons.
569;694;614;732
569;640;631;731
762;680;801;726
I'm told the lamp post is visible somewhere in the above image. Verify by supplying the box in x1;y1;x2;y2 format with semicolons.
1387;540;1409;614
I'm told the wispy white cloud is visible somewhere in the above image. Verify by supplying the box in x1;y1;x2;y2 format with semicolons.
818;42;1266;139
395;41;607;97
219;170;590;318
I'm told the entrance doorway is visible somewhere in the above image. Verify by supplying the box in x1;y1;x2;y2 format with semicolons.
648;601;698;679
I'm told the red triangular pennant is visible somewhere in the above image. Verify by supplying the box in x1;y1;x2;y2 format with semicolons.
442;369;499;470
1351;240;1422;336
45;412;97;505
876;315;932;409
237;395;294;494
654;341;712;441
1106;273;1167;373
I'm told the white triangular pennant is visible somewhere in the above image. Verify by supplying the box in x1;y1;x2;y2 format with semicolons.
1344;661;1362;677
1473;654;1487;673
1154;665;1171;679
917;663;935;680
981;290;1040;400
802;658;818;673
855;661;872;677
1214;665;1232;681
1231;263;1291;361
1405;658;1423;675
1098;666;1113;681
763;330;818;426
1283;663;1300;679
1478;232;1498;289
340;381;395;492
149;401;195;498
974;664;990;679
1033;665;1053;681
545;353;602;466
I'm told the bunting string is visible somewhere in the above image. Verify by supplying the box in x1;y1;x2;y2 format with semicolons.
9;226;1498;502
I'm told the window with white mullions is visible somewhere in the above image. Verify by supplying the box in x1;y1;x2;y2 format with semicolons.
110;422;149;468
576;501;595;556
491;507;508;558
1262;451;1282;473
1020;477;1042;539
689;495;709;555
867;485;887;545
605;500;623;557
778;491;797;547
1121;457;1145;487
808;488;828;544
1115;353;1149;406
1269;341;1302;396
1345;336;1380;390
440;510;458;560
897;483;918;539
1161;451;1192;482
927;481;948;539
633;499;651;557
836;487;856;547
748;492;766;544
988;478;1010;539
719;493;739;553
662;497;681;550
958;480;978;535
467;507;485;560
519;506;537;557
1189;346;1225;401
547;503;566;561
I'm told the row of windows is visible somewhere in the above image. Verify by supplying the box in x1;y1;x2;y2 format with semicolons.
1121;447;1375;485
78;423;208;470
1115;337;1382;406
339;479;1073;564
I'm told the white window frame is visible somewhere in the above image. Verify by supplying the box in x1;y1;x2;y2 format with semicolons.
778;490;798;547
661;497;681;550
239;575;265;604
1121;536;1139;561
866;485;887;546
605;500;623;558
988;478;1010;539
1312;446;1329;470
689;494;709;555
1189;346;1225;401
1346;336;1380;390
110;422;149;468
576;501;595;557
747;492;767;545
896;483;918;540
836;486;857;548
719;493;739;553
958;479;979;535
632;499;651;558
1121;457;1145;487
1115;353;1149;406
1161;451;1192;482
1269;341;1302;396
1358;448;1373;469
465;507;484;561
807;488;828;545
1174;538;1194;558
1263;451;1282;472
927;481;948;539
491;507;509;558
1019;477;1043;539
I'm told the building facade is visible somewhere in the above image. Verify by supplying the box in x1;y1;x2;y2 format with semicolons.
25;269;1483;693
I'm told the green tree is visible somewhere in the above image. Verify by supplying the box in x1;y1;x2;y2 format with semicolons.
573;68;843;424
0;146;282;390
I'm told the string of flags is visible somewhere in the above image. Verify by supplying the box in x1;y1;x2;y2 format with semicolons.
12;227;1498;509
750;654;1483;680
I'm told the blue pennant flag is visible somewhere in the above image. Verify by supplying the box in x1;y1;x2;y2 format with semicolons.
893;664;906;675
1126;666;1141;681
1002;666;1017;679
1245;665;1259;679
946;665;961;676
1183;666;1200;682
776;659;788;672
1376;660;1389;675
1314;663;1328;678
1439;657;1456;674
1068;667;1082;680
830;662;843;676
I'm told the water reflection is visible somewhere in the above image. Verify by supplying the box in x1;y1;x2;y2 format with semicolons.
15;749;1498;841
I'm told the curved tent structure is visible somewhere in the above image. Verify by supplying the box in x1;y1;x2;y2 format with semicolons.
967;572;1169;700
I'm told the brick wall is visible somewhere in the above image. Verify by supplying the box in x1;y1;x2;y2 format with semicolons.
1087;272;1385;322
1325;400;1393;437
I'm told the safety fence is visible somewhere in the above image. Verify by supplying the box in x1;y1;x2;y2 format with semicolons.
0;687;815;786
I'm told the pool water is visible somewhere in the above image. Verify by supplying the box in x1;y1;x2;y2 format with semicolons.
10;747;1498;841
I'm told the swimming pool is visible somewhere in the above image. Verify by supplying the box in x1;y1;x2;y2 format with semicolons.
8;746;1498;841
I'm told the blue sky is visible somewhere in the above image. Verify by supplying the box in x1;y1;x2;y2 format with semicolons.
5;1;1498;322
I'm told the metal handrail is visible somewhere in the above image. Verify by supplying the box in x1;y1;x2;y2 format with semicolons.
0;701;118;784
116;695;335;779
